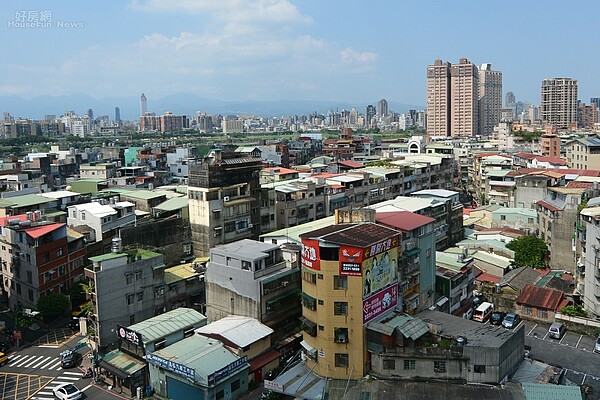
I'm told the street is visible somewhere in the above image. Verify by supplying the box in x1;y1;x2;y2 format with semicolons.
0;329;126;400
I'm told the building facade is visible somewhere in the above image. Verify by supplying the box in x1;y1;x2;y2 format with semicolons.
540;78;578;129
450;58;479;137
478;63;502;136
299;222;400;380
426;59;451;137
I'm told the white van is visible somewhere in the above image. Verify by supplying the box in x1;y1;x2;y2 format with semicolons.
472;302;494;323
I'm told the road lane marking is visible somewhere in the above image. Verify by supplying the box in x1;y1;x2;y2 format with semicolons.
37;345;59;349
12;355;34;367
559;335;566;345
21;355;46;368
30;356;53;369
82;383;92;392
39;358;58;369
62;371;82;376
46;360;62;370
527;323;538;336
542;332;549;340
57;376;80;381
576;335;583;348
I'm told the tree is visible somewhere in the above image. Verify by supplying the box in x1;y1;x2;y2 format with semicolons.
37;293;70;318
506;235;548;269
561;304;588;318
69;280;87;307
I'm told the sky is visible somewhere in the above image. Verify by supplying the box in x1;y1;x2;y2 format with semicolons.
1;0;598;107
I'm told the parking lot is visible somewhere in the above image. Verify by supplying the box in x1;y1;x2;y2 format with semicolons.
524;321;598;353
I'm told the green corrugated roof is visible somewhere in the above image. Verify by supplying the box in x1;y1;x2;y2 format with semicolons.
472;251;511;268
0;194;52;209
89;249;161;263
153;334;245;386
521;382;582;400
128;307;206;343
102;350;146;375
261;268;297;285
367;315;429;340
154;197;188;212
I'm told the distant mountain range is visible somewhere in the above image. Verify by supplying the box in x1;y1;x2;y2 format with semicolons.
0;93;423;121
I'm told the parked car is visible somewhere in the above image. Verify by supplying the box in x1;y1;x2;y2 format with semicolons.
52;383;82;400
490;311;506;326
67;318;80;331
472;302;494;323
548;322;566;339
502;312;520;329
594;335;600;353
0;352;8;366
60;350;82;368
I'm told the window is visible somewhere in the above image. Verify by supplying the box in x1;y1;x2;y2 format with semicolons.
500;215;506;221
26;254;31;262
135;271;142;281
334;302;348;315
137;292;143;302
126;273;133;285
59;265;66;276
302;270;316;284
155;286;164;298
335;353;349;367
129;315;135;324
528;218;534;224
404;360;416;370
318;274;324;280
383;359;395;370
474;365;486;373
16;283;21;296
242;261;252;271
302;294;317;311
318;299;324;306
127;294;134;305
434;361;446;373
334;276;348;290
57;247;64;257
231;379;241;392
28;289;33;301
318;325;325;331
216;390;224;400
26;271;32;284
334;327;349;343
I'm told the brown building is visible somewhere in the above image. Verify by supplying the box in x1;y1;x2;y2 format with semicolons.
540;134;561;158
578;102;598;129
450;58;479;137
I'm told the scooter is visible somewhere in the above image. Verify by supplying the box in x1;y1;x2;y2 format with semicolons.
83;368;93;379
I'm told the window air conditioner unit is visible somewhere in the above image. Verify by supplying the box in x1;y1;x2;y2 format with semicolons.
223;196;230;202
282;281;289;287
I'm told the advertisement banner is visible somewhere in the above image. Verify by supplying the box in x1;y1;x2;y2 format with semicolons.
363;284;399;324
362;246;398;299
339;245;364;276
301;239;320;271
207;356;248;386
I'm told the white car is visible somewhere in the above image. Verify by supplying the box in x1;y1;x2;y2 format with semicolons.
52;383;82;400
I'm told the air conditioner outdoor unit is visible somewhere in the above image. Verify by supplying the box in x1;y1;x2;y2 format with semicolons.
223;196;230;202
282;281;289;287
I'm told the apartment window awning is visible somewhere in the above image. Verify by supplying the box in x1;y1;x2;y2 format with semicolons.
261;269;296;285
266;288;299;305
152;263;167;270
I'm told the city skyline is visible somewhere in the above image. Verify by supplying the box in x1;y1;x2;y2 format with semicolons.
1;1;599;108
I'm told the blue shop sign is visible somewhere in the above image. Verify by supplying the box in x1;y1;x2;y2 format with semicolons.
207;356;248;386
146;353;196;381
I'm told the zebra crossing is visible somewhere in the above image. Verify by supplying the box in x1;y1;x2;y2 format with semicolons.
7;353;63;371
30;371;83;400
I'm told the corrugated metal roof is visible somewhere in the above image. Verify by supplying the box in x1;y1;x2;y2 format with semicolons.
367;314;429;340
128;307;207;343
102;350;146;375
163;263;199;285
152;334;244;386
521;382;582;400
154;196;188;212
195;316;273;348
515;284;565;311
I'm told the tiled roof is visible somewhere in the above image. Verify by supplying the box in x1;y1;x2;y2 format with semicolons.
337;160;364;168
565;181;593;189
318;222;399;248
515;284;565;310
376;211;435;232
499;267;542;291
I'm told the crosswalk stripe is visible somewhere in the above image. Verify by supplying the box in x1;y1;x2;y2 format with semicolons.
47;360;62;370
63;371;83;376
7;354;23;363
22;355;46;368
30;356;53;369
12;355;35;367
37;391;53;396
39;358;58;369
57;376;80;381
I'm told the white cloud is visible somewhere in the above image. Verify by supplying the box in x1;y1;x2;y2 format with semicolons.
340;48;378;65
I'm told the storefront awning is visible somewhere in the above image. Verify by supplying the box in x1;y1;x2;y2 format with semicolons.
99;350;146;380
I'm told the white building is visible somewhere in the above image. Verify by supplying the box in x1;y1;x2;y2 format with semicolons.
67;201;136;241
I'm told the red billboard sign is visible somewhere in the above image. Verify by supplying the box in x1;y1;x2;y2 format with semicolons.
363;284;398;324
301;239;320;270
339;245;364;276
364;236;399;259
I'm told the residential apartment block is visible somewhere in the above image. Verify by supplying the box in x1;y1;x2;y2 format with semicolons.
540;78;578;130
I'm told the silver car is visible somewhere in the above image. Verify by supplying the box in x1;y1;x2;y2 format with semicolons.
595;335;600;353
